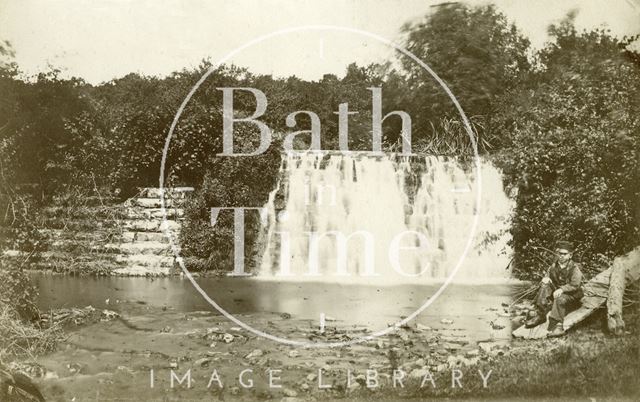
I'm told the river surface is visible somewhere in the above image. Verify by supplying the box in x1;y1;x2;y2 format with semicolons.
34;274;523;344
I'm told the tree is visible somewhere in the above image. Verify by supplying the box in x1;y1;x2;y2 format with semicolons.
399;3;531;150
495;16;640;279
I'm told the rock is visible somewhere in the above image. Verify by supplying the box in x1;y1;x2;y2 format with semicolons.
288;350;300;358
478;342;499;354
281;398;304;402
442;342;462;351
230;386;240;395
490;321;505;330
160;326;171;333
206;327;223;334
101;309;119;320
440;318;454;325
280;312;292;319
465;349;480;357
300;383;310;391
209;342;217;348
66;363;83;374
306;373;317;382
194;357;211;367
409;368;430;379
416;323;431;331
412;358;426;368
116;366;134;374
283;388;298;397
223;333;234;343
168;362;178;369
245;349;264;359
44;371;59;380
435;364;448;372
447;355;479;368
230;326;242;331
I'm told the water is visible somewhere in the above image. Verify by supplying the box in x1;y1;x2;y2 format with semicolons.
33;274;520;343
259;152;513;283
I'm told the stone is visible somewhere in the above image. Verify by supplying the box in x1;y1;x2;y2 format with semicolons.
223;333;234;343
281;398;304;402
288;350;300;358
245;349;264;359
409;368;430;379
283;388;298;397
44;371;59;380
478;342;500;354
440;318;454;325
416;323;431;331
194;357;211;367
490;321;505;330
207;327;223;334
465;349;480;357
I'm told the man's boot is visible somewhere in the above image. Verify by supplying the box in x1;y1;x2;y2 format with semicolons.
547;318;565;337
525;311;546;328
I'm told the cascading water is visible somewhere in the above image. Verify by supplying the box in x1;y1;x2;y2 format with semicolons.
259;152;513;284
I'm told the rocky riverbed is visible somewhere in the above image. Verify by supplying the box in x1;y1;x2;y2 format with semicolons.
9;299;549;401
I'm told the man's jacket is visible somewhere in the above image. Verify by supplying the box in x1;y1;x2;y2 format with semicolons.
547;260;584;299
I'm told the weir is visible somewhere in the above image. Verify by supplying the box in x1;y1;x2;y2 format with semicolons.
258;152;514;284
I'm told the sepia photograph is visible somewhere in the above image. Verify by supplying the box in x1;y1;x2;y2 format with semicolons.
0;0;639;401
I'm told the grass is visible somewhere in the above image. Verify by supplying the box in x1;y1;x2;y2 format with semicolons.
0;304;63;363
337;309;640;400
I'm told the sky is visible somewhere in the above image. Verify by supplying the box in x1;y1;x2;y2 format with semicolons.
0;0;639;84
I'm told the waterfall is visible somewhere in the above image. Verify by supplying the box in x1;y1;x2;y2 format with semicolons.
258;152;513;284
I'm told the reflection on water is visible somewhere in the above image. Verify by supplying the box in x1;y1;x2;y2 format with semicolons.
34;274;521;343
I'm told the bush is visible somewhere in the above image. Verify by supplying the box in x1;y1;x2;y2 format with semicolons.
494;23;640;279
0;267;39;321
180;128;282;273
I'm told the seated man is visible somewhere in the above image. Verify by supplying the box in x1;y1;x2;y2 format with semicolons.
525;241;584;337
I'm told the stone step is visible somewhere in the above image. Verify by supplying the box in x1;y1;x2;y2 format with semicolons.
139;187;194;198
106;241;173;255
43;206;128;220
51;195;123;207
38;229;119;241
123;219;180;232
2;250;122;263
49;240;122;254
122;231;171;243
43;218;121;231
115;254;175;267
130;198;179;208
125;207;184;219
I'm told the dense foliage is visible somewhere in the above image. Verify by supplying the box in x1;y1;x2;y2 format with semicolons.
493;17;640;278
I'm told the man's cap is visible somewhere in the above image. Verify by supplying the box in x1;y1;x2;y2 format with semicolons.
555;240;575;252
